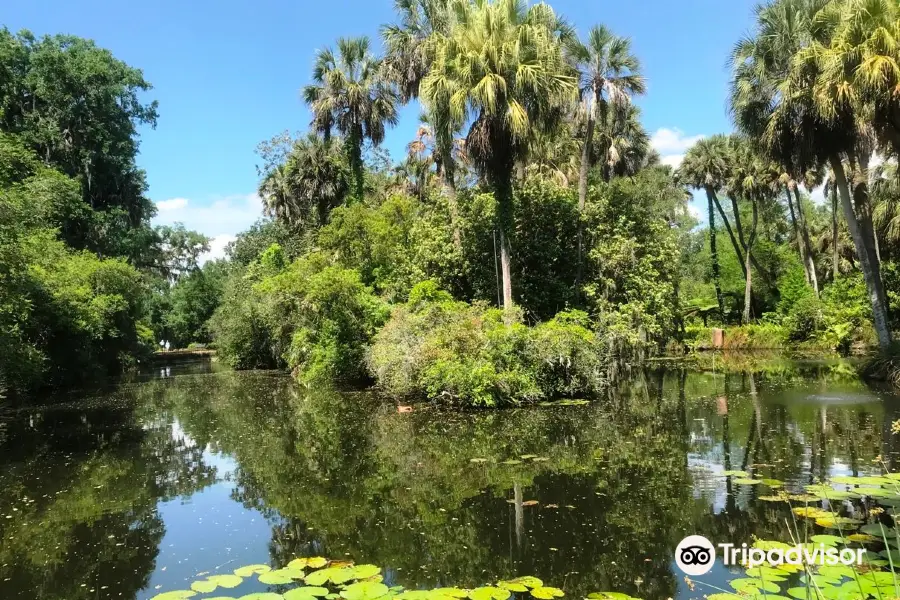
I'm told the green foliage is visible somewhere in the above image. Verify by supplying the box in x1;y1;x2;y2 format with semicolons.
368;283;605;406
210;250;387;382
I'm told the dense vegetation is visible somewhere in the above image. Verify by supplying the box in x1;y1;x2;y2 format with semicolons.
2;0;900;403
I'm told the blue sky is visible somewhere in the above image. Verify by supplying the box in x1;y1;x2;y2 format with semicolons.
4;0;757;258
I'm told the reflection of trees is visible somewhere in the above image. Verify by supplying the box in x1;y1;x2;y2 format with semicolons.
157;371;698;599
0;383;217;600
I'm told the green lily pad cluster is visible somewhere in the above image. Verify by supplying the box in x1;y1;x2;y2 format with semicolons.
150;560;576;600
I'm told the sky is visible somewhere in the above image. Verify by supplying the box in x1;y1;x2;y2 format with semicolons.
4;0;759;259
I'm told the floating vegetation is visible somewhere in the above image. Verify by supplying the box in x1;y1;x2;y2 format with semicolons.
721;470;750;477
537;399;589;407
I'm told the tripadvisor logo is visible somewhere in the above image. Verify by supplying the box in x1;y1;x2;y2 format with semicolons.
674;536;866;576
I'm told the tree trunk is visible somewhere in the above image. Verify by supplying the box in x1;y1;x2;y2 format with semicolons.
711;192;748;279
706;186;725;320
785;186;811;286
442;168;462;251
792;185;819;296
576;88;599;296
832;184;840;280
743;197;759;325
496;176;515;311
830;154;892;350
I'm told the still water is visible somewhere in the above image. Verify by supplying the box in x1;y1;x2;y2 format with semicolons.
1;359;899;600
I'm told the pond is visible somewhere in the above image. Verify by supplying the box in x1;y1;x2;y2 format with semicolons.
2;358;900;600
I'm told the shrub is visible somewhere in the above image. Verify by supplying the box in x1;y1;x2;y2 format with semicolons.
784;295;825;342
368;282;606;406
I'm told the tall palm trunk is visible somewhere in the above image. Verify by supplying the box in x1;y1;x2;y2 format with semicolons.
743;196;759;324
711;193;748;279
705;186;725;320
576;87;600;295
441;159;463;250
346;129;365;202
785;186;811;285
792;186;819;296
830;154;892;350
831;183;840;280
496;173;515;310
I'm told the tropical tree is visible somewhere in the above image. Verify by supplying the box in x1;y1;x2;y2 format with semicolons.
258;135;349;228
420;0;577;310
303;37;399;202
570;25;645;291
730;0;893;348
678;136;731;319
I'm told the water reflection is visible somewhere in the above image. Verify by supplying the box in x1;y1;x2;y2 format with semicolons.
0;361;898;600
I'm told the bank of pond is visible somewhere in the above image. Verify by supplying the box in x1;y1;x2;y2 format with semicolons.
4;359;900;600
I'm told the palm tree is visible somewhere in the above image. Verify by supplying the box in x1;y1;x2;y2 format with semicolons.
257;134;350;228
420;0;577;310
725;138;779;323
570;25;645;293
678;136;731;320
594;103;652;181
303;37;399;202
730;0;892;348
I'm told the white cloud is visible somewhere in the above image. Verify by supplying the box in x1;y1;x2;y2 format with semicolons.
650;128;704;171
202;234;238;264
151;193;265;263
156;197;189;212
661;154;686;169
651;128;705;155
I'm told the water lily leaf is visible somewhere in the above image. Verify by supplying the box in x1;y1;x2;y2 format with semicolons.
285;588;332;600
706;595;742;600
522;500;539;507
520;455;538;460
151;592;197;600
815;516;862;529
468;587;511;600
305;567;356;586
817;565;856;580
587;593;641;600
506;577;542;589
730;578;780;594
350;565;381;580
307;557;329;569
469;458;488;464
879;548;900;562
799;574;841;587
501;460;522;465
395;592;431;600
208;575;243;589
775;563;804;574
734;478;763;485
787;588;826;600
433;588;468;598
745;566;787;580
721;470;749;477
498;582;528;592
260;568;304;585
235;565;272;577
753;540;793;551
759;495;789;502
805;485;860;500
762;479;784;487
860;523;894;537
810;535;844;547
240;595;285;600
288;559;309;570
192;581;218;594
530;587;563;599
793;507;834;519
846;533;877;543
341;582;390;600
531;457;549;462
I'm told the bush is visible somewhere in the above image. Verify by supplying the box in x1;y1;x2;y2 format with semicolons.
368;282;606;406
784;295;825;342
210;249;387;382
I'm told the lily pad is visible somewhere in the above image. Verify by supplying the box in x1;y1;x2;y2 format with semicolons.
706;595;742;600
469;458;488;464
530;587;564;599
498;581;528;593
208;575;243;589
762;478;784;487
505;577;542;589
587;594;642;600
730;578;781;594
846;533;877;543
307;557;329;569
734;478;763;485
341;582;390;600
285;588;331;600
501;460;522;465
468;587;511;600
260;568;305;585
793;507;833;519
191;581;217;594
722;470;750;477
235;565;273;577
810;535;844;547
240;595;285;600
433;589;468;598
745;566;787;580
151;593;197;600
815;516;862;529
787;588;826;600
